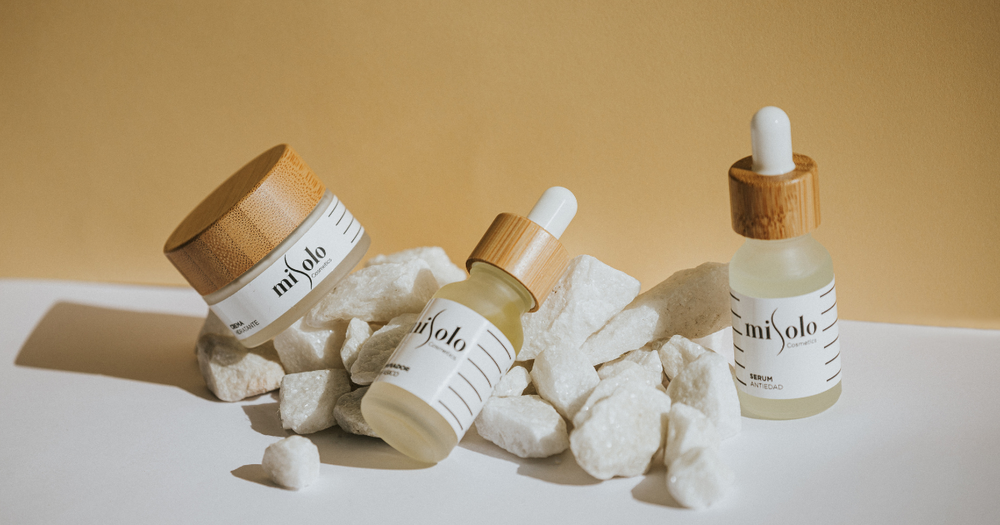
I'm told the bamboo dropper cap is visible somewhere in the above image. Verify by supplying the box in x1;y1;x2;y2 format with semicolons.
729;107;820;240
164;144;326;295
466;187;577;312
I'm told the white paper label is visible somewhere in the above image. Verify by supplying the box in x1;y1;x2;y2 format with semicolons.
731;278;841;399
374;298;516;439
210;196;364;341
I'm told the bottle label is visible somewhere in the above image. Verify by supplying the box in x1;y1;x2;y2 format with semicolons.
374;298;516;439
209;196;365;341
731;278;841;399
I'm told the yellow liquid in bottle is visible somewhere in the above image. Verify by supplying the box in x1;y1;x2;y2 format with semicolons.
361;262;533;463
730;233;842;419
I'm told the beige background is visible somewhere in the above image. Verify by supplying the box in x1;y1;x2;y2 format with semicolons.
1;1;997;329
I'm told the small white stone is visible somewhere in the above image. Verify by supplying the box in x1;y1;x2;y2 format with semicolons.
305;260;438;325
196;334;284;402
580;262;730;366
664;403;721;467
666;352;741;440
530;345;600;420
657;334;708;383
261;436;320;490
197;311;232;342
519;255;640;362
570;386;672;480
475;395;569;458
333;387;378;437
666;447;735;509
693;326;735;370
349;313;419;385
494;365;531;397
598;346;663;387
340;318;373;371
279;369;352;434
273;319;347;373
365;246;467;287
572;366;660;429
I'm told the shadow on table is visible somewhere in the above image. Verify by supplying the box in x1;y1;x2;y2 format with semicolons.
14;301;211;399
458;429;601;486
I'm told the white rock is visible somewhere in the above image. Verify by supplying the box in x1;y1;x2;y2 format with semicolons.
580;262;730;366
196;334;284;402
666;447;735;509
657;334;708;383
365;246;467;287
305;260;438;325
598;347;663;386
273;319;347;373
279;369;352;434
530;345;600;420
340;318;373;371
570;386;672;480
666;352;741;439
261;436;320;490
197;311;232;342
333;387;378;437
494;365;531;397
475;395;569;458
572;366;661;429
519;255;640;362
693;326;735;369
664;403;721;467
349;313;419;385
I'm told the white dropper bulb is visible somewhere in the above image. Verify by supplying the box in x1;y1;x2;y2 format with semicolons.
527;186;577;239
751;106;796;176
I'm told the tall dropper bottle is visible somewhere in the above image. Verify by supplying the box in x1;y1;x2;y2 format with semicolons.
728;107;842;420
362;187;577;463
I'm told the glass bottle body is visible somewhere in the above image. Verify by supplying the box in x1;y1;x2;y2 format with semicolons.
362;262;533;463
729;233;841;419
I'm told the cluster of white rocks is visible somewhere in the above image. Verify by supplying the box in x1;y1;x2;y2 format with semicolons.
195;247;739;507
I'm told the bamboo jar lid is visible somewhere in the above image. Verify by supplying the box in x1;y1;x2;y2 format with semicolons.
466;213;569;312
728;153;821;240
164;144;326;295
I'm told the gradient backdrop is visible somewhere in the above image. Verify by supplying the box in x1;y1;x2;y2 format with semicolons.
1;1;998;329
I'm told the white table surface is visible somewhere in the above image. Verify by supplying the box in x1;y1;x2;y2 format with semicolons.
1;279;998;524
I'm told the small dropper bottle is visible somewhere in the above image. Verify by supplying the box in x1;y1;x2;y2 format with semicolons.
728;107;842;420
362;187;576;463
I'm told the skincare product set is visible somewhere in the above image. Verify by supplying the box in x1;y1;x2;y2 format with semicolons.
164;107;839;507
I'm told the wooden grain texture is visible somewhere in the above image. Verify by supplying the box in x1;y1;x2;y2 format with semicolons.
729;154;821;240
163;144;326;295
467;213;569;312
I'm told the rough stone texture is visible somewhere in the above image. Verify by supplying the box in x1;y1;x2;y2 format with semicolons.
530;344;600;420
598;347;663;387
349;313;419;385
333;387;378;438
279;369;352;434
573;366;669;428
273;318;347;373
664;403;721;467
666;352;741;440
518;255;640;362
197;311;232;343
261;436;320;490
340;318;373;371
657;335;708;383
475;395;569;458
570;386;672;480
580;262;730;366
494;365;531;397
365;246;467;287
666;447;735;509
305;259;438;325
196;333;284;402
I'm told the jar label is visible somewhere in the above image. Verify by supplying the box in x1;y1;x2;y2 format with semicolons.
210;196;365;341
374;298;516;439
730;278;841;399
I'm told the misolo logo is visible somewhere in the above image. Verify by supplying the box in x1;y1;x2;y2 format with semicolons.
412;310;467;352
744;309;817;355
272;246;327;298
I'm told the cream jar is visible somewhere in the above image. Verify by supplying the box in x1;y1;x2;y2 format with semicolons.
164;144;370;347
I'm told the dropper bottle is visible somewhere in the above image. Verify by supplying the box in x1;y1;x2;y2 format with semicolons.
362;187;577;463
728;107;842;420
